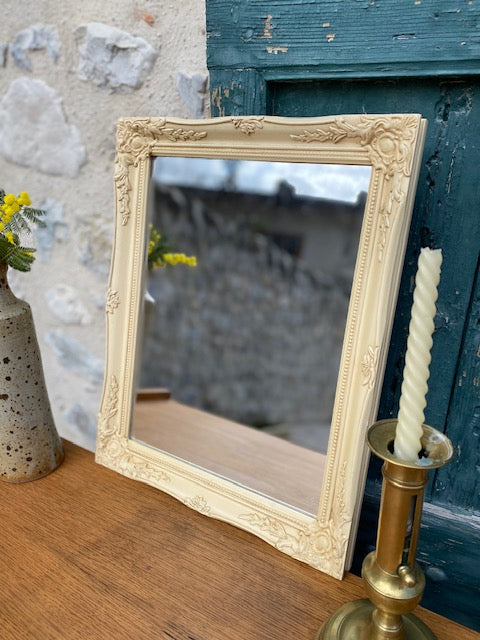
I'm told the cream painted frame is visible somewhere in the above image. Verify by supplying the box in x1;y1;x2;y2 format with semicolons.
96;114;426;579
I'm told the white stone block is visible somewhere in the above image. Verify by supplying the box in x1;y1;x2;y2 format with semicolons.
176;71;208;118
10;24;60;71
0;77;86;177
75;22;157;91
45;284;92;325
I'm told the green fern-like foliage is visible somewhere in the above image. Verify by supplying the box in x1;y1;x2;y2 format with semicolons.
6;206;45;237
0;236;36;271
147;225;174;269
0;190;46;272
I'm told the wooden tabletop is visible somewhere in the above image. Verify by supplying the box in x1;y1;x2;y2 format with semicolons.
0;440;477;640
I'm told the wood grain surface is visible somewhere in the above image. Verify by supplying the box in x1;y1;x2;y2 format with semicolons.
207;0;480;76
0;441;477;640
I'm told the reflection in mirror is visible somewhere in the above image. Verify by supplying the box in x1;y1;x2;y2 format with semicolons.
132;158;371;515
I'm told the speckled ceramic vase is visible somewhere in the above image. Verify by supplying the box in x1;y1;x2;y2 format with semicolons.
0;261;63;482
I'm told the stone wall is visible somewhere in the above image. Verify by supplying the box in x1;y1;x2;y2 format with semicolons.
1;2;208;450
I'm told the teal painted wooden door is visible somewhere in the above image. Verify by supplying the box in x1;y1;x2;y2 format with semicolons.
206;1;480;630
268;78;480;629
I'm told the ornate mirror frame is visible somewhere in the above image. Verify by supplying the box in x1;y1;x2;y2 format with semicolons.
96;114;426;579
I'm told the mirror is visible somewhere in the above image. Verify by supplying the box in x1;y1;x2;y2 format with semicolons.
97;115;427;578
134;158;370;515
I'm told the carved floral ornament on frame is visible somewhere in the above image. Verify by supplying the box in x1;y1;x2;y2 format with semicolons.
97;114;426;579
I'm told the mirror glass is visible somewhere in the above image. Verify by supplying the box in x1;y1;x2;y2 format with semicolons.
131;157;371;515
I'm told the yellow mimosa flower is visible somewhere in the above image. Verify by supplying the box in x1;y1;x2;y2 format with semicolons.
17;191;31;206
3;206;14;220
5;231;15;245
3;193;16;205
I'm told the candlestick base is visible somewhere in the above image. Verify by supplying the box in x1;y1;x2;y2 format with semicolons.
316;599;436;639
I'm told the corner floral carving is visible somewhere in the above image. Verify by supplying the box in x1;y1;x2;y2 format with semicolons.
120;455;171;485
97;374;122;465
105;288;120;314
290;115;418;178
239;463;350;577
362;345;380;391
377;181;403;262
117;118;207;160
97;374;171;484
114;155;131;226
114;118;208;225
291;115;415;263
184;495;211;515
98;375;119;442
232;116;264;135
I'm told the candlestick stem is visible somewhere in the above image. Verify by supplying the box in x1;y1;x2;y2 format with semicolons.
316;420;453;640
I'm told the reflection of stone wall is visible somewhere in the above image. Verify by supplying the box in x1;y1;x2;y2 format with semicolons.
141;186;355;429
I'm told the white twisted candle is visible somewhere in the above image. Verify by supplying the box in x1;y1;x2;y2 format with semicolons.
394;247;443;461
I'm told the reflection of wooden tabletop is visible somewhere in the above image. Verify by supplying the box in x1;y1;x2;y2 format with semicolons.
133;395;326;515
0;440;477;639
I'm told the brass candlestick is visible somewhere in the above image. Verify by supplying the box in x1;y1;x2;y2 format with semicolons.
317;419;453;640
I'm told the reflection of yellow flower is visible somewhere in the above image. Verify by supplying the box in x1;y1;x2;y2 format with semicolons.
147;224;197;270
162;252;197;267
